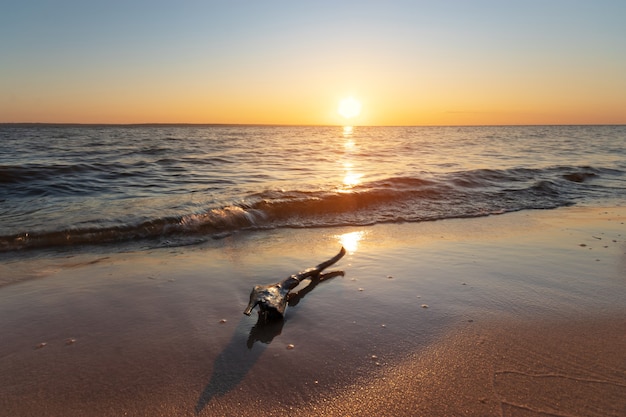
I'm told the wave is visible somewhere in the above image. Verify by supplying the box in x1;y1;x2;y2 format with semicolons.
1;165;623;253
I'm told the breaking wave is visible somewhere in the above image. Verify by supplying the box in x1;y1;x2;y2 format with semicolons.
1;165;621;252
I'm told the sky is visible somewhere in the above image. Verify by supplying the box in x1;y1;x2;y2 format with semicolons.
1;1;625;126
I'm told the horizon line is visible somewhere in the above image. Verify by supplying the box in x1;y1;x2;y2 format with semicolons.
2;122;625;128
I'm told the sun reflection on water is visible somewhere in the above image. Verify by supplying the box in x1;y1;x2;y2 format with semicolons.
343;171;362;187
337;231;365;254
340;125;361;189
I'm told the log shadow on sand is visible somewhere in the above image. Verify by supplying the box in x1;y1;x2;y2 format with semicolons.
195;270;343;414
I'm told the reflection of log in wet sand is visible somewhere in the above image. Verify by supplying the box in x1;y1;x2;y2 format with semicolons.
0;206;625;416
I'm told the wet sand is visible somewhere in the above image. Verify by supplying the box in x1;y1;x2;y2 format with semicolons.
1;206;625;416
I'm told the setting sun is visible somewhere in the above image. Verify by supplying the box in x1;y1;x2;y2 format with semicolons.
338;97;362;120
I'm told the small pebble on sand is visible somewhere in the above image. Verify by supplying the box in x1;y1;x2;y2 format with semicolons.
65;338;76;345
421;304;429;308
219;319;227;324
358;288;364;291
36;342;47;349
286;344;295;350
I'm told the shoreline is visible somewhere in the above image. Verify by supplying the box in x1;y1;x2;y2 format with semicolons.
1;206;625;416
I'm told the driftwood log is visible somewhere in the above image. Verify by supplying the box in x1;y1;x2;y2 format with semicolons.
243;247;346;322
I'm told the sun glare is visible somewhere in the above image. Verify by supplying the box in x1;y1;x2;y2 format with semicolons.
337;231;365;254
338;97;362;119
343;171;362;187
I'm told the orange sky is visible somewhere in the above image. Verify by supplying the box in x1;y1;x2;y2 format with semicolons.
2;2;625;125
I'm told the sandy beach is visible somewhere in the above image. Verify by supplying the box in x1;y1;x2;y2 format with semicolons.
1;206;625;416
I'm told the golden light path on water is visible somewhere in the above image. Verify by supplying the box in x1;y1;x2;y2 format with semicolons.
341;125;362;189
333;125;366;255
343;162;362;188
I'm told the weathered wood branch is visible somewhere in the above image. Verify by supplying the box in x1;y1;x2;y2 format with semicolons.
243;247;346;322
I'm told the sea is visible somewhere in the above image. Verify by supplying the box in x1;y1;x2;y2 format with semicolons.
1;124;624;258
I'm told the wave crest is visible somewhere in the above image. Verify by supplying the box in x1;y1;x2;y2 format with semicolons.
1;165;622;253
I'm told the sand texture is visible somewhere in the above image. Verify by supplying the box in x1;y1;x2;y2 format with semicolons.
1;206;625;416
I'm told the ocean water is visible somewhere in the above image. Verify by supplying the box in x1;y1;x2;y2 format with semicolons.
1;124;624;256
